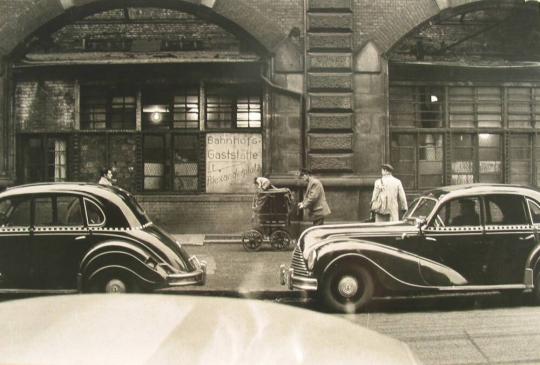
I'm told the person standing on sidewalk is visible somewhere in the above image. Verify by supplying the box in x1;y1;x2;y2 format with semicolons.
371;164;407;222
297;168;331;226
98;167;113;186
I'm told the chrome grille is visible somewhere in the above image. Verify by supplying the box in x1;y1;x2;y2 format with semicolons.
291;246;310;277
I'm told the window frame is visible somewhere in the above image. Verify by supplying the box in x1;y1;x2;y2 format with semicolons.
18;135;69;183
432;196;483;227
142;132;202;193
80;84;137;130
205;84;262;131
83;198;107;227
483;194;530;226
390;82;540;190
0;196;32;228
527;198;540;224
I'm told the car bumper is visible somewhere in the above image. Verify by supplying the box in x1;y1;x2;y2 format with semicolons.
166;256;207;287
280;264;318;291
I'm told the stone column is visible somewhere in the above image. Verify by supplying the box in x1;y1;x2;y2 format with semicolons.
353;41;387;175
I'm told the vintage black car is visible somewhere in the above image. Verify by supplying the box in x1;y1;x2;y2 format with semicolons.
281;184;540;313
0;183;206;293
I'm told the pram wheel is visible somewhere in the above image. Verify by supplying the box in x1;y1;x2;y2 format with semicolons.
270;229;292;251
242;229;263;252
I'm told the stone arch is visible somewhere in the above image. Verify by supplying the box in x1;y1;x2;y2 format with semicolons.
0;0;291;60
370;0;525;54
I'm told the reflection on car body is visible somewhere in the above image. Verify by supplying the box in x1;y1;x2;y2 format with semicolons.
0;182;206;293
281;184;540;313
0;294;422;365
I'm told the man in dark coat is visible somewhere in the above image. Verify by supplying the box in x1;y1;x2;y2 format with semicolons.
297;168;331;226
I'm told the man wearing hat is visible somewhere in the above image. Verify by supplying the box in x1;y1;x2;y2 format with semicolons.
297;168;331;226
371;163;408;222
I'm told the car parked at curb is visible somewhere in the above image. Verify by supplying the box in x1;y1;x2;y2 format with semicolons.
0;182;206;293
281;184;540;313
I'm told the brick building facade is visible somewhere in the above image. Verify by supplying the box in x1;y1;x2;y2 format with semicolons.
0;0;537;233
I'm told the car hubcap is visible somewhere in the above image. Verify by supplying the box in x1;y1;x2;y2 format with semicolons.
105;279;127;293
337;276;359;298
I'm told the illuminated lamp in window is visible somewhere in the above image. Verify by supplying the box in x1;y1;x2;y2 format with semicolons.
143;105;169;125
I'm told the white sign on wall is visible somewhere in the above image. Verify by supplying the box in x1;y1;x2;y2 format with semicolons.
205;133;262;193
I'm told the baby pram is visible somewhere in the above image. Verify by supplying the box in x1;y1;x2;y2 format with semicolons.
242;187;294;251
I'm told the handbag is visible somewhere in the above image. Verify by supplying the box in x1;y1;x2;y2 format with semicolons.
371;179;390;215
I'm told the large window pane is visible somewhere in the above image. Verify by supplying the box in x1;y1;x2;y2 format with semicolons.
477;87;502;128
418;134;444;188
535;135;540;186
206;85;262;130
389;86;443;128
390;134;415;189
451;134;474;184
81;87;107;129
143;89;171;130
236;95;261;128
173;89;199;129
48;139;67;182
206;89;233;129
80;86;135;130
173;135;198;192
449;87;474;128
389;86;416;127
510;134;532;185
110;94;136;129
508;88;533;128
478;134;502;183
143;135;166;191
21;136;67;183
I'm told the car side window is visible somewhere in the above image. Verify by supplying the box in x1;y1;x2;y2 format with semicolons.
57;196;83;226
34;197;54;226
435;197;481;227
485;195;528;225
528;200;540;224
0;198;31;227
84;199;105;226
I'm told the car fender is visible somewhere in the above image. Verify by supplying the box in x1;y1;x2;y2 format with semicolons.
79;240;167;290
525;244;540;285
314;239;467;290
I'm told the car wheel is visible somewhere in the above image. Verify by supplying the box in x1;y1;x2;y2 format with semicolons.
90;273;142;294
320;263;375;313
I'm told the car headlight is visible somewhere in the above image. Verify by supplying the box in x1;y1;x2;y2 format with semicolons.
307;250;317;271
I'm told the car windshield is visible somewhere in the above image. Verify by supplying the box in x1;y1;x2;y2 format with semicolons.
403;197;437;221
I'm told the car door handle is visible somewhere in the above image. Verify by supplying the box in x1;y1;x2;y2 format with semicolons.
519;234;535;241
425;237;437;242
75;235;87;241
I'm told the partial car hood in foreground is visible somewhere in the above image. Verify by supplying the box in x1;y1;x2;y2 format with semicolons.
0;295;420;365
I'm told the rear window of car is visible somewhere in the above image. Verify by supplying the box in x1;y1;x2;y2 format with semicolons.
118;191;150;226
